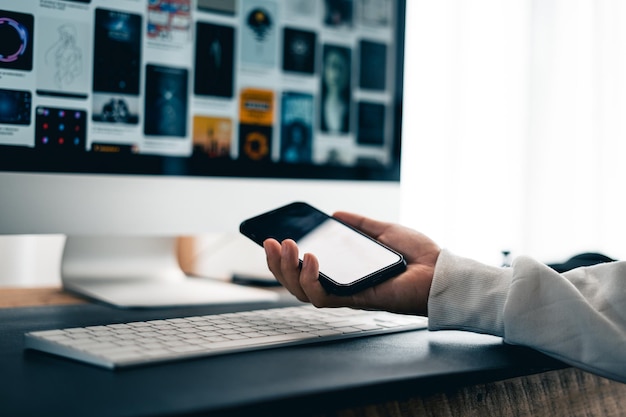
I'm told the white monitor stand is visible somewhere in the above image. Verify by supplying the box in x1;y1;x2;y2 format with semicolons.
61;235;279;308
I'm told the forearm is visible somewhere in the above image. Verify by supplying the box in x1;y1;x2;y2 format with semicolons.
428;249;626;383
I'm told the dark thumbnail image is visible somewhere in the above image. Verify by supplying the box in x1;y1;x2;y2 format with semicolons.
0;9;34;71
144;64;189;137
35;106;87;150
281;92;313;163
357;101;385;146
197;0;236;15
320;44;351;134
323;0;353;27
194;22;235;98
239;124;272;161
0;89;31;125
359;40;387;91
93;8;142;95
282;28;316;75
92;93;139;124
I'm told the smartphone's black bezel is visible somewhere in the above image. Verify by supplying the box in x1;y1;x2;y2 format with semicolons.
239;202;406;296
317;256;406;296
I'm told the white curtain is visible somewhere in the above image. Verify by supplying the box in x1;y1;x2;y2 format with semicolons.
400;0;626;265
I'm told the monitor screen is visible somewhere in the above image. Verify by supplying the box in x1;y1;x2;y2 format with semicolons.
0;0;406;306
0;0;404;183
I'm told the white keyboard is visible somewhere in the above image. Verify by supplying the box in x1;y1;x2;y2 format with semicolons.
25;305;428;369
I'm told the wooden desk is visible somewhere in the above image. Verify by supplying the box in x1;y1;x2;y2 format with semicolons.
2;286;625;417
0;286;86;308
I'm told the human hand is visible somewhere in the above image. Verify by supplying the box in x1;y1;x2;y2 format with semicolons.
263;211;440;315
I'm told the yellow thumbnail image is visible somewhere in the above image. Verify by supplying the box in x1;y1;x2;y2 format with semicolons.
193;115;233;158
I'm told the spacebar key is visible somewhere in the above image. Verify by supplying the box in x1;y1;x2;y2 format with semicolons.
207;333;319;350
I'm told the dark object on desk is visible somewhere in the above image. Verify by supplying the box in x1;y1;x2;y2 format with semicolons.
548;252;616;273
232;273;282;287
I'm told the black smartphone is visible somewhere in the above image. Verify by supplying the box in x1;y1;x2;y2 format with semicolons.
239;202;406;295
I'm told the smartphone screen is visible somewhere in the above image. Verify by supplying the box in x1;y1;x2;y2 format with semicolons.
240;202;406;295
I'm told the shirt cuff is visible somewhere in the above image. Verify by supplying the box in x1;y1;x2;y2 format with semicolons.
427;249;512;337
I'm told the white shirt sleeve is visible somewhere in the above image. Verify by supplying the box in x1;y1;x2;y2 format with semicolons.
428;249;626;383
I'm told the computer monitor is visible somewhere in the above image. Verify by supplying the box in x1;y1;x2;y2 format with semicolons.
0;0;406;307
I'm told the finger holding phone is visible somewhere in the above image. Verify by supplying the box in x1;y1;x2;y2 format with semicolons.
243;204;440;315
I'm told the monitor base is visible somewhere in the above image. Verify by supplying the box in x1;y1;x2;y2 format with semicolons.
61;236;279;308
181;233;278;284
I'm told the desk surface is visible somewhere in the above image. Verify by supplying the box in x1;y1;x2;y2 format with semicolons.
1;287;625;417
